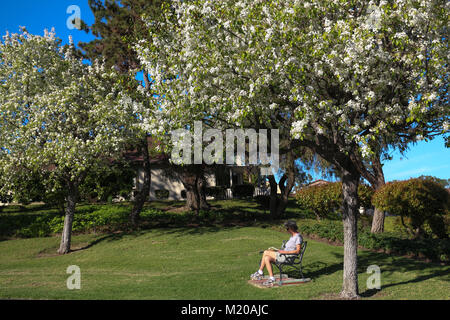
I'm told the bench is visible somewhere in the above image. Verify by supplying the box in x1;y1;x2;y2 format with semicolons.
274;240;308;285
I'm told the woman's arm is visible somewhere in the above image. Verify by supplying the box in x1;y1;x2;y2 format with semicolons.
278;244;301;255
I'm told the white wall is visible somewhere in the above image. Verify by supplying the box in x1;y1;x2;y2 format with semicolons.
135;167;217;201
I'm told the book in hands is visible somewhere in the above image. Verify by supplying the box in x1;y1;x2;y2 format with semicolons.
267;247;279;251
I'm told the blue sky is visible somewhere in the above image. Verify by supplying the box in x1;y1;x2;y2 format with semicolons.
1;1;449;182
306;136;449;183
0;1;95;46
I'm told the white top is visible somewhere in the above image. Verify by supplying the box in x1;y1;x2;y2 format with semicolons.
284;233;303;251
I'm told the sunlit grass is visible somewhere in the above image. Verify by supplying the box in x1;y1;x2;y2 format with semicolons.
0;226;448;300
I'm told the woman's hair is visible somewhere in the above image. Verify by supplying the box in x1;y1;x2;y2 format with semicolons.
284;220;298;232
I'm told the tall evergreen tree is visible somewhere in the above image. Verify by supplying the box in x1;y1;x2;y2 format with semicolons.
80;0;165;226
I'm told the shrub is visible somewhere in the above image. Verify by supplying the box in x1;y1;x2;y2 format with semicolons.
358;184;375;209
155;189;170;200
11;204;145;238
79;162;135;203
295;182;374;220
299;220;344;242
372;177;449;239
231;184;255;198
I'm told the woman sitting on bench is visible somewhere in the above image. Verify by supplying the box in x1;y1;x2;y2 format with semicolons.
250;220;303;285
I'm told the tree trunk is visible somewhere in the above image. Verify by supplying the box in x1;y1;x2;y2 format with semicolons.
58;182;79;255
181;166;210;213
186;187;199;211
359;154;386;234
276;150;296;217
183;171;201;213
129;71;153;226
268;175;279;218
268;150;296;218
370;160;386;233
197;174;210;210
340;169;360;299
130;137;151;226
371;207;385;233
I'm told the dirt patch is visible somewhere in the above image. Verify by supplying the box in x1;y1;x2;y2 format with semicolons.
164;206;188;213
36;247;60;258
36;242;91;258
248;275;312;289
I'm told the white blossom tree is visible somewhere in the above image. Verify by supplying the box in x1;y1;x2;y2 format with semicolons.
136;0;448;297
0;29;145;254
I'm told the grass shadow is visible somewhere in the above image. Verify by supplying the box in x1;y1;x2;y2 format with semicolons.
299;249;449;297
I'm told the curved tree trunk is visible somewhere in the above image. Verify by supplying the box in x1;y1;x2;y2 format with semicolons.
277;150;296;216
130;137;151;227
58;182;79;255
340;169;360;299
268;150;296;218
268;175;279;218
129;71;153;226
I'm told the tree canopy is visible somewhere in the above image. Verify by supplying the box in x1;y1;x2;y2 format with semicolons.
135;0;449;298
0;28;145;253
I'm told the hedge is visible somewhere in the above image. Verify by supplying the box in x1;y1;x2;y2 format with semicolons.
0;205;165;238
373;177;449;239
295;182;374;220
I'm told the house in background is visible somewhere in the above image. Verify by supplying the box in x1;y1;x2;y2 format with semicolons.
306;179;331;188
125;137;264;201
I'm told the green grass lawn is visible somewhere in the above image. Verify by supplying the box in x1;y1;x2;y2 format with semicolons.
0;225;448;300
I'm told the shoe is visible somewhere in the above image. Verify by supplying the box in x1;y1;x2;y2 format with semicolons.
250;271;263;280
263;278;276;286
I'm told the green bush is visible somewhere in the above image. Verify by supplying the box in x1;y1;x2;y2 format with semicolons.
4;205;143;238
79;162;135;203
295;182;374;220
231;184;255;198
373;177;449;239
299;220;344;242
